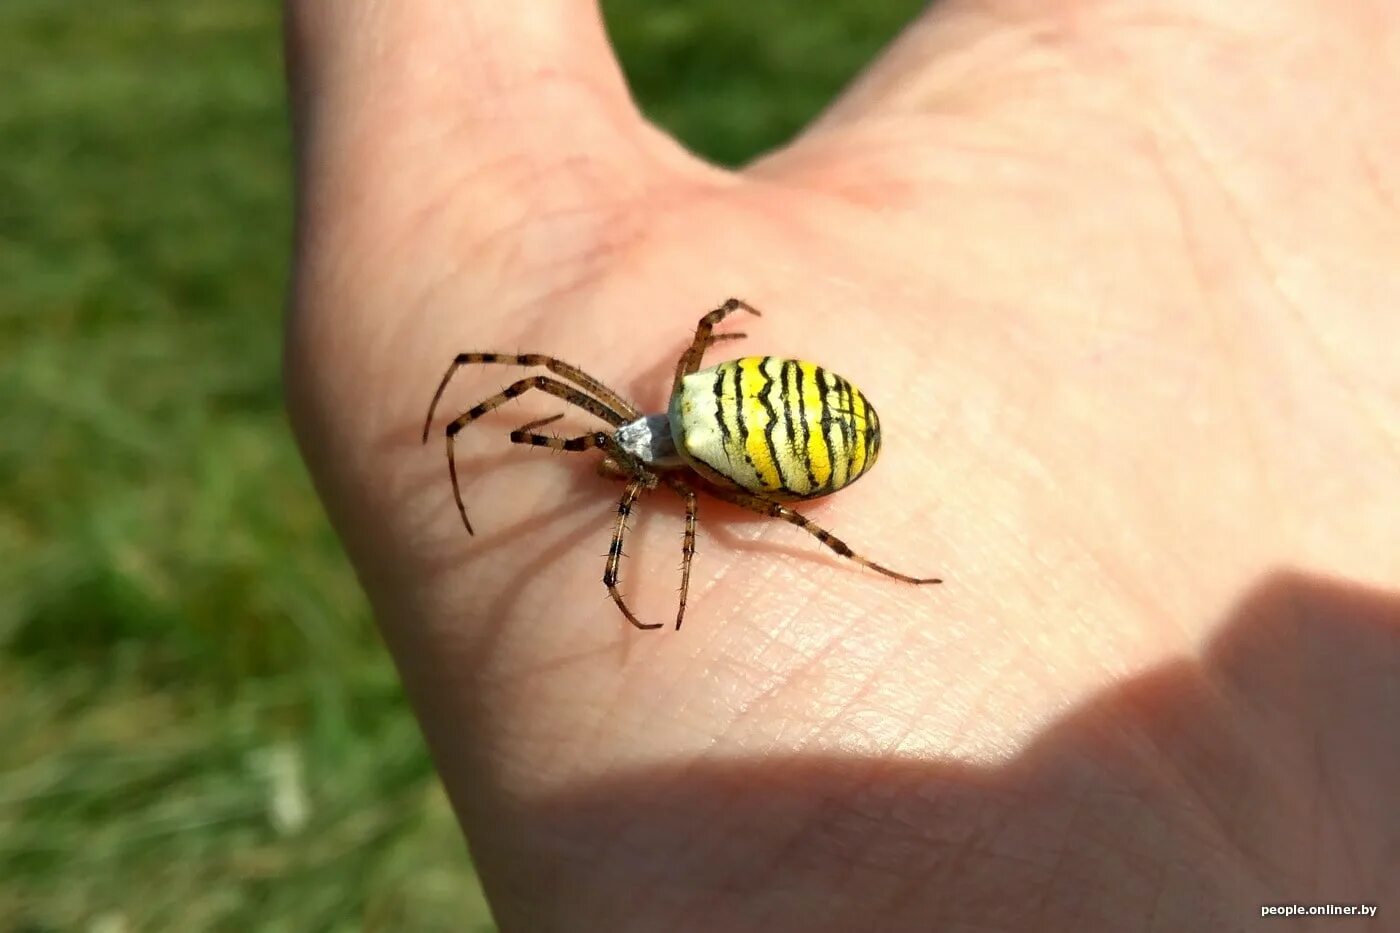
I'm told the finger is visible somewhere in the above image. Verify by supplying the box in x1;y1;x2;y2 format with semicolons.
801;3;1010;132
285;1;633;134
283;1;661;215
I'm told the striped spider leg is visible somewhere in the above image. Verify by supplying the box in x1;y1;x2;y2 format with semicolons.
706;487;942;585
673;297;763;394
662;476;700;631
427;373;629;535
503;417;667;630
422;352;641;446
425;359;689;630
425;338;745;446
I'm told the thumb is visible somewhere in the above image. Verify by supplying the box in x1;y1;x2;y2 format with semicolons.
283;2;676;233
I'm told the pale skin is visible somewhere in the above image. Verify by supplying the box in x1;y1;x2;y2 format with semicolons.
283;2;1400;930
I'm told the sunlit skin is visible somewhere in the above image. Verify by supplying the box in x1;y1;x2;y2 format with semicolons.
284;1;1400;930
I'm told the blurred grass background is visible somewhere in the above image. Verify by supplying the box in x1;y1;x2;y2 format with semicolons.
0;1;921;929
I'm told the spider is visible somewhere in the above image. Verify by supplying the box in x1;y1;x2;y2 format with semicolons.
421;298;942;630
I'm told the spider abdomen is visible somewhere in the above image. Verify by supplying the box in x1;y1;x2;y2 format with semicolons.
669;356;881;500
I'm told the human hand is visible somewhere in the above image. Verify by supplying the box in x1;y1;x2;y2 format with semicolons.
284;2;1400;929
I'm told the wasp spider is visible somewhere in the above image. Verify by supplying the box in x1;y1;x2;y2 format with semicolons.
422;298;942;630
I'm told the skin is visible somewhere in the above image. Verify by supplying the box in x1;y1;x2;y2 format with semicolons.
283;2;1400;930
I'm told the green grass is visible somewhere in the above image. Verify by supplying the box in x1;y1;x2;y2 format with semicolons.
0;0;921;928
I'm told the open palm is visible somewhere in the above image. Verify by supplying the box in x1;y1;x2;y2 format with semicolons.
285;2;1399;929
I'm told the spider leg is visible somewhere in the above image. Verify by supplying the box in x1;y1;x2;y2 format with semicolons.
424;352;639;442
672;298;762;395
514;413;565;433
507;427;609;453
502;423;663;630
439;376;624;535
508;418;653;474
605;479;662;630
663;477;700;630
708;488;942;585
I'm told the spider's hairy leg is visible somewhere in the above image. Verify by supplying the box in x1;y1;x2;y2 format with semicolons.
439;376;624;536
664;477;700;631
605;479;663;630
515;413;565;433
710;488;943;585
505;421;670;631
672;298;763;394
507;427;610;453
423;352;638;443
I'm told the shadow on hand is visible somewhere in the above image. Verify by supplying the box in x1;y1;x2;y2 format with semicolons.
499;571;1400;932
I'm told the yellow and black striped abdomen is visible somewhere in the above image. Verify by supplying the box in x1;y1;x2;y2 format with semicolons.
669;356;882;499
